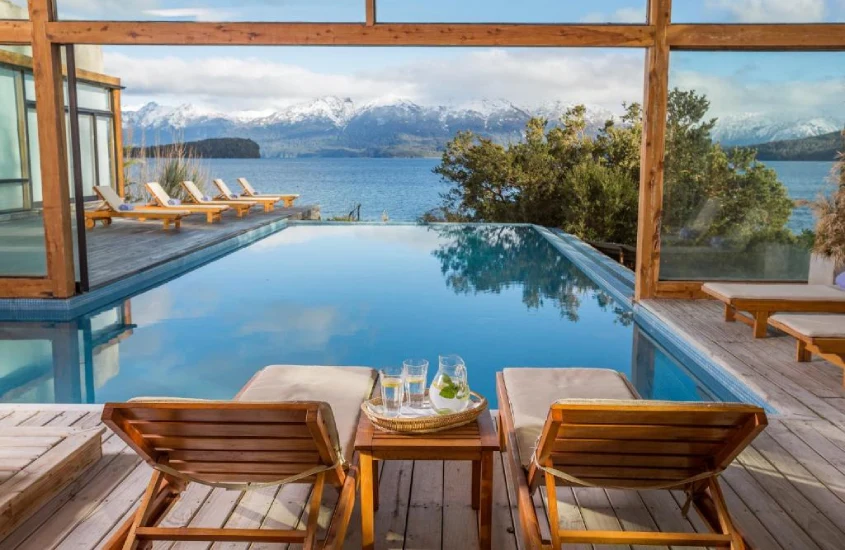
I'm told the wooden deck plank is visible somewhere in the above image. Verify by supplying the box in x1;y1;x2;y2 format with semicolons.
170;488;243;550
403;461;442;549
443;461;480;549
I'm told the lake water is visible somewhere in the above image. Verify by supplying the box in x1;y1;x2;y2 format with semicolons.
205;158;836;231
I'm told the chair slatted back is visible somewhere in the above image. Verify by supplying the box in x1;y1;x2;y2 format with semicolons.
146;182;175;207
182;181;204;202
214;178;236;197
237;177;257;195
94;185;126;211
534;402;766;489
102;402;343;486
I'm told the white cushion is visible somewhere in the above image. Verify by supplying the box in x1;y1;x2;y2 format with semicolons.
502;368;639;467
703;283;845;302
236;365;377;463
770;314;845;338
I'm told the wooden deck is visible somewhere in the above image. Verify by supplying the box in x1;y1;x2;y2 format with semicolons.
85;205;319;288
0;205;318;289
2;299;845;549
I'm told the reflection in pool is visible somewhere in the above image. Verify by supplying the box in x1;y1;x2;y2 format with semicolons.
0;224;738;405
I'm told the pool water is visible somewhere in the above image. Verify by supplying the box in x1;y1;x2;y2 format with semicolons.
0;224;738;405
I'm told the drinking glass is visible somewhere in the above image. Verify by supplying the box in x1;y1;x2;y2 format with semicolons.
403;359;429;409
379;366;405;418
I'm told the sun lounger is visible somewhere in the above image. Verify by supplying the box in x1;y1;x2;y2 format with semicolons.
768;313;845;385
237;177;299;208
145;182;229;224
102;365;377;549
180;180;256;218
86;186;189;230
497;367;767;549
702;283;845;338
213;178;282;212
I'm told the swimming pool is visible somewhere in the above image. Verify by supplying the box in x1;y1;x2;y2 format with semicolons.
0;224;741;405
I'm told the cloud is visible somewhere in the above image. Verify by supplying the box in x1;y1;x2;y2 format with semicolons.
108;49;644;113
671;68;844;120
142;8;237;22
580;7;646;23
705;0;826;22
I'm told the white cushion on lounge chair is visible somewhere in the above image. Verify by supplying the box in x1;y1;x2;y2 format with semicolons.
703;283;845;302
770;313;845;338
182;180;204;202
148;182;227;211
237;365;377;463
502;368;640;467
94;185;127;211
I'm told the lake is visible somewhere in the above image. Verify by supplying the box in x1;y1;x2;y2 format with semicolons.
204;158;836;231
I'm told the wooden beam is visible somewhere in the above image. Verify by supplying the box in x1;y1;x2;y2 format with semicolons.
44;22;654;47
634;0;671;301
668;24;845;51
29;0;75;299
0;48;121;87
365;0;376;26
0;278;54;299
0;20;32;44
112;88;125;197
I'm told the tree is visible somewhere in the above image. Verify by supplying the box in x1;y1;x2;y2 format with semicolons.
812;139;845;263
429;89;796;251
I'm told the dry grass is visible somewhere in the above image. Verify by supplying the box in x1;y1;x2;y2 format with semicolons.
812;148;845;263
123;131;211;203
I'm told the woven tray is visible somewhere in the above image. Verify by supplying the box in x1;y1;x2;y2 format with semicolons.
362;391;488;434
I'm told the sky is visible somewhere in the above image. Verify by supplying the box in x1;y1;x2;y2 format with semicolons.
4;0;845;121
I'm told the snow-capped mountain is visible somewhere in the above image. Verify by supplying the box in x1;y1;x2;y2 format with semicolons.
123;96;841;157
710;113;842;146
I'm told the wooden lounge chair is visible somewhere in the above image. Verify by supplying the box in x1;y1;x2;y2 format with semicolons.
237;177;299;207
497;367;767;550
213;178;281;212
702;282;845;338
768;313;845;385
86;186;189;230
180;180;256;218
145;182;229;224
101;365;377;549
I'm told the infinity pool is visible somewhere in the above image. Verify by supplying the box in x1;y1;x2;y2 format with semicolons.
0;224;739;405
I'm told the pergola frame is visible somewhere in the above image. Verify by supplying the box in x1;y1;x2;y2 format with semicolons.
1;0;844;299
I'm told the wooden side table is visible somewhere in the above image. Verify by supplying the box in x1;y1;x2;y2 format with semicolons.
354;411;500;550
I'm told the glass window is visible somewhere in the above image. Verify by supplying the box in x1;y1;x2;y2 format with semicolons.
672;0;845;23
378;0;647;23
0;183;24;212
77;115;97;198
27;109;41;204
24;73;34;101
56;0;363;22
95;116;114;188
0;67;23;181
659;51;844;282
78;83;110;112
0;1;29;20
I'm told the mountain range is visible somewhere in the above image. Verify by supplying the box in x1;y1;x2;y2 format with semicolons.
122;97;843;159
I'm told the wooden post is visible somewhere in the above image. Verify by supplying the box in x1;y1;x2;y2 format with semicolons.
634;0;671;301
365;0;376;26
28;0;75;298
112;88;126;197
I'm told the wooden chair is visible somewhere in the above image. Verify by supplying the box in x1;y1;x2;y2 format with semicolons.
86;186;189;230
145;182;229;223
180;180;256;217
237;177;299;207
768;313;845;385
496;368;767;549
102;365;376;549
702;282;845;338
213;178;282;212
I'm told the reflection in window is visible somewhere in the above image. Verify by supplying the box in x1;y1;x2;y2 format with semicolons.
0;66;22;181
96;116;114;188
660;52;844;282
56;0;363;22
672;0;845;23
378;0;647;23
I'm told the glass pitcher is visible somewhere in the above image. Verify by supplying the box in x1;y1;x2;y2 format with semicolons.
429;354;470;413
